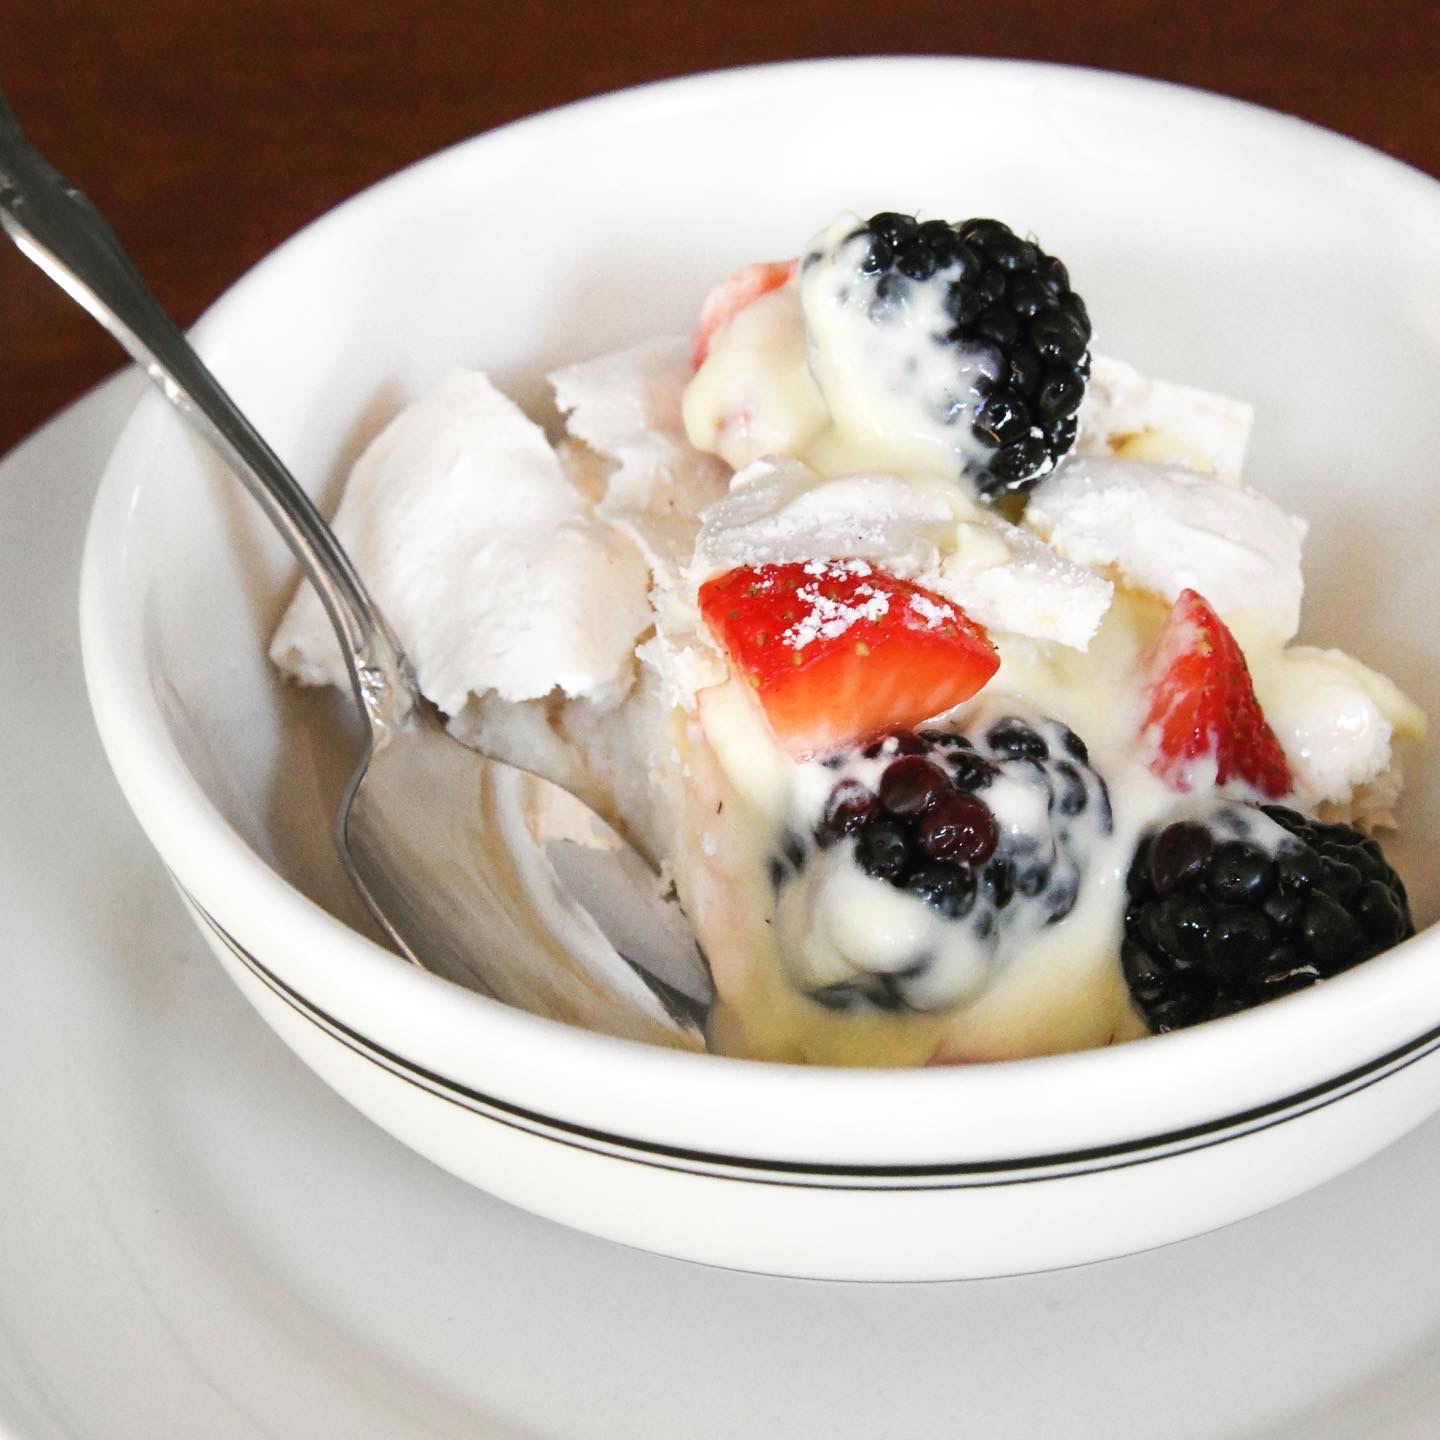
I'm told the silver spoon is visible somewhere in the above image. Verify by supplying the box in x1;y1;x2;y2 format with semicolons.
0;90;711;1049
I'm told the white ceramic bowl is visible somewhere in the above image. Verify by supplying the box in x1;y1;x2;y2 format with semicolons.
79;57;1440;1280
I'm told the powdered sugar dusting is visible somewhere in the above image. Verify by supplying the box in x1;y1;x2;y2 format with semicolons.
784;562;891;650
803;557;872;578
907;592;954;629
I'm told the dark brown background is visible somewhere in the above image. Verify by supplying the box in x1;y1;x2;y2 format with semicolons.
3;0;1438;457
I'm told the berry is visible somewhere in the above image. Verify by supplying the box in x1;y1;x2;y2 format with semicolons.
819;777;878;836
985;716;1051;760
807;211;1091;499
1122;802;1413;1033
877;755;951;814
904;864;978;919
1141;589;1293;799
691;258;798;368
789;714;1113;1013
698;560;999;758
855;820;912;880
918;792;997;864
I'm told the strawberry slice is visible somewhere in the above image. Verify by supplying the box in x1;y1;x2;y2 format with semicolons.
1141;588;1292;798
692;258;797;368
698;560;999;758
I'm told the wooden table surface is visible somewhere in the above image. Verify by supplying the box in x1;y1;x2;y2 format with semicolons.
3;0;1438;457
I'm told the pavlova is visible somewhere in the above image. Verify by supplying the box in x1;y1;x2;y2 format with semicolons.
271;210;1424;1065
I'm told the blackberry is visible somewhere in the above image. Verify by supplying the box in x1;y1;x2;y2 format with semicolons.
788;712;1113;1013
1122;802;1414;1033
803;211;1091;500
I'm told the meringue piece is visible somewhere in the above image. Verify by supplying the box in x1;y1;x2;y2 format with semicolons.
1025;455;1306;641
1077;354;1255;480
270;368;651;713
1251;645;1427;818
687;457;1111;651
692;456;959;583
551;337;731;582
937;518;1113;651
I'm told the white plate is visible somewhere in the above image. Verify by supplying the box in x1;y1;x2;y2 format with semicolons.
3;374;1440;1437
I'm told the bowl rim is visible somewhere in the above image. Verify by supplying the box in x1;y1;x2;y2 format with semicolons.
77;53;1440;1168
187;884;1440;1185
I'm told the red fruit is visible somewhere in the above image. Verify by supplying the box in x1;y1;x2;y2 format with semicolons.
698;561;999;758
1140;588;1292;798
692;258;798;368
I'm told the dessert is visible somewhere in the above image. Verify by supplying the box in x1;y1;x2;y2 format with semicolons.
271;209;1425;1066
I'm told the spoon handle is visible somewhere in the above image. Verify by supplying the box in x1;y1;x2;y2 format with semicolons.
0;88;413;736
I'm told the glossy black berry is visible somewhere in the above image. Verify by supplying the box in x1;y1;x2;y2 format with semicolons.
1043;414;1079;457
1036;369;1085;421
855;821;911;880
987;434;1049;484
877;756;951;816
1007;345;1043;396
973;306;1022;350
986;717;1049;760
1150;821;1213;894
896;238;942;281
845;212;1090;499
1051;761;1089;817
863;728;928;758
946;284;986;327
904;864;978;919
917;792;998;865
1007;277;1051;319
818;777;879;843
1207;842;1276;904
868;211;917;246
973;388;1031;446
946;748;999;791
1122;803;1414;1033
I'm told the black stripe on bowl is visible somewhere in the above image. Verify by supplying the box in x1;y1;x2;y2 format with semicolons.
184;889;1440;1192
